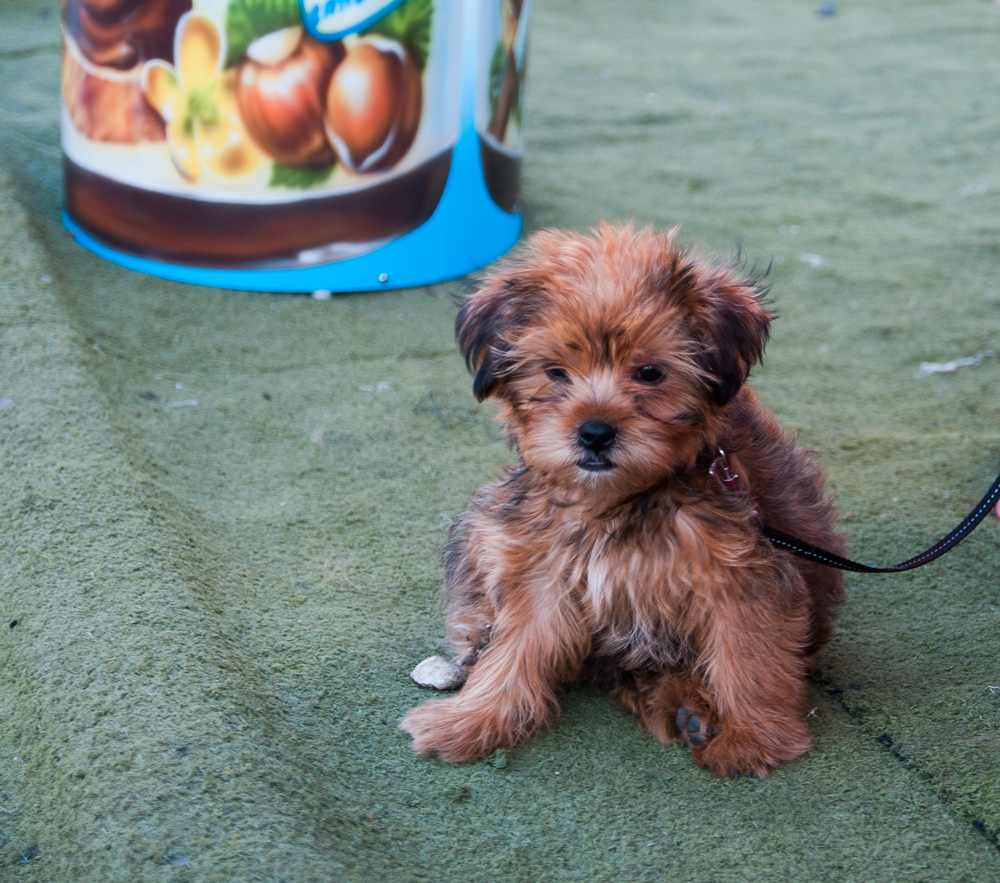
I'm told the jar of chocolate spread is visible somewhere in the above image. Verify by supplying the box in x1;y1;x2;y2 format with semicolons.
60;0;531;292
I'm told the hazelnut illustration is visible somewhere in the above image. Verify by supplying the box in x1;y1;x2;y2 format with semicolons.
236;27;344;167
323;37;422;173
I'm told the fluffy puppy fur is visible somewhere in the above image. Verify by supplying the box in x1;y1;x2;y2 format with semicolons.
401;224;845;777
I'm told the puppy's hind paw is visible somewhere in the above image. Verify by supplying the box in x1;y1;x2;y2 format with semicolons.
692;722;813;779
675;706;716;748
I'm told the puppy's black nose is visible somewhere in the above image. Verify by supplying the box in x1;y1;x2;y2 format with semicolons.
578;420;617;453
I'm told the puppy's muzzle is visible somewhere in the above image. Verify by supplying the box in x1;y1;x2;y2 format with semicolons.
577;420;617;471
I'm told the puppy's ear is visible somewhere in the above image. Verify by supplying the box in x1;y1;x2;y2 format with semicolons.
455;265;541;401
670;256;773;406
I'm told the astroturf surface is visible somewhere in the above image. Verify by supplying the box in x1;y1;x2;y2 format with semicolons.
2;1;999;880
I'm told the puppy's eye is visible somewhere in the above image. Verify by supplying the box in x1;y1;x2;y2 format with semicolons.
545;366;570;382
634;365;665;384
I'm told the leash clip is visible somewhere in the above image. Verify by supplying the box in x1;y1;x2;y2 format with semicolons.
709;447;741;491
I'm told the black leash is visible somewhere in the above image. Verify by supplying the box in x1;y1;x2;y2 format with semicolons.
710;449;1000;573
765;475;1000;573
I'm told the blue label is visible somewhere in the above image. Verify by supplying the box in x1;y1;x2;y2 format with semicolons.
300;0;406;41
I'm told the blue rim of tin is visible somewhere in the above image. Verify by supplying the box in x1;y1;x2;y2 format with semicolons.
62;1;523;294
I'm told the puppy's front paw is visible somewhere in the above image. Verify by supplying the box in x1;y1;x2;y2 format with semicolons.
400;697;503;763
692;721;812;778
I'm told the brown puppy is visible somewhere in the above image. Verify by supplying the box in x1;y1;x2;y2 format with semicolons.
401;224;845;777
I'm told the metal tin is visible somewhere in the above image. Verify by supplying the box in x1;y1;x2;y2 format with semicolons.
61;0;530;292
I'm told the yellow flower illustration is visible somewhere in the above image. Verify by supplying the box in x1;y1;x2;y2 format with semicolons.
142;13;261;183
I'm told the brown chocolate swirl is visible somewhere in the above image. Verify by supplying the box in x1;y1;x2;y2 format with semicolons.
63;0;192;70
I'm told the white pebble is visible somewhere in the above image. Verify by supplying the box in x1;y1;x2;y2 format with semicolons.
410;655;466;691
311;289;332;301
799;252;828;269
917;350;993;377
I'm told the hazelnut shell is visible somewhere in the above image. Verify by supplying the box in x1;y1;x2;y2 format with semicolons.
237;34;343;168
324;38;422;173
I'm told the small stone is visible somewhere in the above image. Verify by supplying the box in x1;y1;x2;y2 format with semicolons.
799;252;828;268
409;655;466;691
312;289;332;301
487;749;509;769
159;850;191;867
0;397;13;411
816;1;836;16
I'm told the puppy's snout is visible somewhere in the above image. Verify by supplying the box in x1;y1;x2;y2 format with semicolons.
577;420;617;453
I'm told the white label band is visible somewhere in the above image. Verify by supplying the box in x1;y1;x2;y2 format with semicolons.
301;0;405;40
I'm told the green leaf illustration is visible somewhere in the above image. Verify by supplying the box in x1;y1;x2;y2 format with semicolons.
225;0;301;67
489;42;505;114
363;0;433;69
270;162;336;188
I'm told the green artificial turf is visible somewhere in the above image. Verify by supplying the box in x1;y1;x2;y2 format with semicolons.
2;0;999;880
